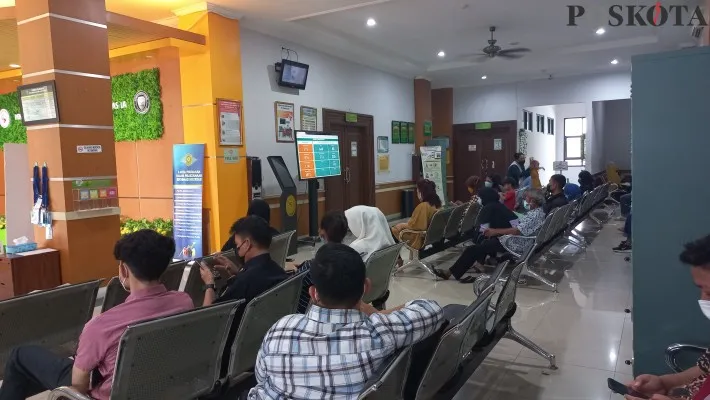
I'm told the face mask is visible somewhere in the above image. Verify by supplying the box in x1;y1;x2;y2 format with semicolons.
484;181;493;188
523;200;531;211
235;240;250;265
699;300;710;320
118;264;130;293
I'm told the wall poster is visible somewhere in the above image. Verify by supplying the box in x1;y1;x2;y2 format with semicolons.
173;144;205;260
408;122;415;143
391;121;401;144
300;106;318;131
274;101;295;142
217;99;242;146
420;145;446;203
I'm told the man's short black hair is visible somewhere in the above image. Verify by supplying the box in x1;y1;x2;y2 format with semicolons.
514;152;525;160
320;211;348;243
230;215;272;249
311;243;366;307
680;234;710;268
551;174;567;189
114;229;175;281
503;177;518;188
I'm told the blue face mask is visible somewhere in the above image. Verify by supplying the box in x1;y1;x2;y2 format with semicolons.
523;200;531;210
484;181;493;188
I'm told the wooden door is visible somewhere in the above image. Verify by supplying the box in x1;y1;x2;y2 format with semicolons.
452;126;484;202
322;109;375;212
477;122;517;179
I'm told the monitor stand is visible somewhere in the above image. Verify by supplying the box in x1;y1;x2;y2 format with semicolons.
297;179;320;247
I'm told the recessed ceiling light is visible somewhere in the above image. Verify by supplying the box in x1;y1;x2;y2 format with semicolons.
366;18;376;27
610;58;619;65
481;75;487;80
437;50;445;58
9;64;20;68
596;27;606;35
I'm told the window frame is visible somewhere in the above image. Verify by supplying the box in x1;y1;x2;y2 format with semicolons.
563;117;586;165
547;117;555;135
523;110;533;131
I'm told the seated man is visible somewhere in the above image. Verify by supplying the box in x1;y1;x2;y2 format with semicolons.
249;243;444;399
0;230;193;400
221;199;280;252
294;211;349;313
543;174;569;214
201;215;288;307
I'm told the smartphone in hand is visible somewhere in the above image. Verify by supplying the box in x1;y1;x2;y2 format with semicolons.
607;378;649;399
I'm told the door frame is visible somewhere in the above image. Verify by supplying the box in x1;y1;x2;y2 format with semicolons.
322;108;376;210
452;120;518;199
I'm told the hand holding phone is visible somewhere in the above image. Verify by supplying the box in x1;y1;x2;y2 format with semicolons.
607;378;649;399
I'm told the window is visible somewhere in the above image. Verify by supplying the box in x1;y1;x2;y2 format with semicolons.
547;117;554;135
536;114;545;132
522;110;533;131
564;117;586;166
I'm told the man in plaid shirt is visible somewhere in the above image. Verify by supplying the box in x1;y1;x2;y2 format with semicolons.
249;243;444;399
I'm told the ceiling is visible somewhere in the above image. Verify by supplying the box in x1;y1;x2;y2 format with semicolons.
5;0;705;87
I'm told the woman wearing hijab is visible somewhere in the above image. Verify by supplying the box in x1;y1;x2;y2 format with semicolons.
345;205;395;261
221;199;280;251
578;171;595;194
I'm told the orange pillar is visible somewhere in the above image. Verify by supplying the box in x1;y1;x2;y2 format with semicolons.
16;0;120;283
178;11;247;252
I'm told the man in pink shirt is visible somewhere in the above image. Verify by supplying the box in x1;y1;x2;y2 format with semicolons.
0;230;193;400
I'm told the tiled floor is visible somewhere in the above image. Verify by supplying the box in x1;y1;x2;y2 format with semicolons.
29;213;634;400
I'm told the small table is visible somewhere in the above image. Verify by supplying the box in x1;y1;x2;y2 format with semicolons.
0;248;61;300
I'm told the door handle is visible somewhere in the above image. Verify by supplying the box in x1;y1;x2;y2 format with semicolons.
491;160;495;169
344;167;351;184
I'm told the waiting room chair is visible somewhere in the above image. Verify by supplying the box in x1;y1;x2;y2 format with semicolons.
49;300;243;400
459;202;481;238
159;260;188;291
362;243;404;307
476;262;557;369
183;262;207;307
358;347;412;400
101;277;130;313
270;230;296;269
395;208;453;279
411;287;495;400
223;271;307;390
443;203;468;241
0;280;101;378
666;343;707;373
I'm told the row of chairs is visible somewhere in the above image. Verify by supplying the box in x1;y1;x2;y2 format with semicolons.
360;260;551;399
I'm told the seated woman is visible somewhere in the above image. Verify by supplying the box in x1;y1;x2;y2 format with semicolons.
345;205;395;261
294;211;349;313
391;179;441;249
453;176;480;206
501;177;518;211
433;187;519;283
578;170;595;194
221;199;279;252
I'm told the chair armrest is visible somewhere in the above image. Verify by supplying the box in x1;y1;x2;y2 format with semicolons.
49;387;95;400
666;343;708;373
398;229;425;241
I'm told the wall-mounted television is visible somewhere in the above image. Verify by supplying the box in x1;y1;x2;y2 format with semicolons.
277;59;309;90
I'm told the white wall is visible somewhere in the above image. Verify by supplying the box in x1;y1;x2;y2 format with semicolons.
241;29;414;196
454;72;631;174
519;105;556;184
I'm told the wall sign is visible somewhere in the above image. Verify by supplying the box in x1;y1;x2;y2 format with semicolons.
468;144;477;151
345;112;358;123
217;99;242;146
173;144;205;260
408;122;415;143
274;101;295;142
112;68;163;141
391;121;401;144
423;120;433;137
18;80;59;126
475;122;492;130
493;138;503;151
77;145;102;154
223;148;239;164
300;106;317;131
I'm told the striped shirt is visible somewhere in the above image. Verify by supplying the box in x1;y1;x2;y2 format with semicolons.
248;299;444;400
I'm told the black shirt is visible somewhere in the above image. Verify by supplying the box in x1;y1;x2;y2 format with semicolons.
215;253;288;305
543;192;569;215
479;202;519;229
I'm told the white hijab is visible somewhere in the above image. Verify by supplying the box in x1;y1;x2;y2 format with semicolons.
345;205;395;261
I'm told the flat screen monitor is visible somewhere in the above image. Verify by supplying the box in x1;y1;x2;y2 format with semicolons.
267;156;296;190
17;80;59;126
278;59;309;90
295;131;341;180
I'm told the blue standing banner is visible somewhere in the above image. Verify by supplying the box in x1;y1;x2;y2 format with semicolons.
173;144;205;260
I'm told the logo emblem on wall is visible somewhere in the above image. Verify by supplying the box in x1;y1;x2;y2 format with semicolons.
133;91;151;114
285;195;297;217
0;109;10;129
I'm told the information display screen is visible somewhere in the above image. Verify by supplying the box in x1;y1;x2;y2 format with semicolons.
295;131;341;180
18;81;59;126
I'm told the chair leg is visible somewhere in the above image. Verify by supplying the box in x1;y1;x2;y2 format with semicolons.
395;259;438;280
521;264;558;292
568;230;587;246
505;323;558;370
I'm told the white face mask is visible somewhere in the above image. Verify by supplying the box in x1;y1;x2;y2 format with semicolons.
699;300;710;320
118;264;130;293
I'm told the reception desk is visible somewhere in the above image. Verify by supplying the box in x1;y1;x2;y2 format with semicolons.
0;249;62;300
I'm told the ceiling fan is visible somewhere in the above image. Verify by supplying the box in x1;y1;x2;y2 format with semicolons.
462;26;531;61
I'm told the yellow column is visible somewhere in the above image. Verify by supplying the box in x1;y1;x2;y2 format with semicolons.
178;11;247;252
